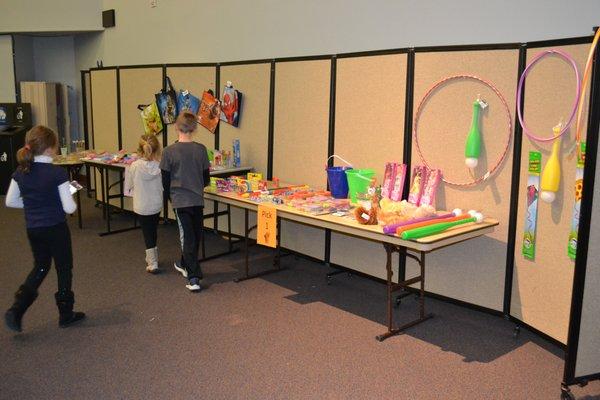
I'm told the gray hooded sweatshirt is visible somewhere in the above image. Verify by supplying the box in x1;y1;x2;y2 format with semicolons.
124;159;163;216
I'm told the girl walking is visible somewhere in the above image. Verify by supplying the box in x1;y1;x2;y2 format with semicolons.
4;125;85;332
124;134;163;273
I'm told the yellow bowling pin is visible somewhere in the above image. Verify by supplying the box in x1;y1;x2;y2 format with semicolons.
540;124;562;203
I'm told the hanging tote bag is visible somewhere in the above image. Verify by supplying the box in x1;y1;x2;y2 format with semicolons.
176;89;200;115
198;90;221;134
155;76;177;124
138;103;164;136
219;82;243;127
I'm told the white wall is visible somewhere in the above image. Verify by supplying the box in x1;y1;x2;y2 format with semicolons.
0;0;103;34
0;35;16;102
94;0;600;67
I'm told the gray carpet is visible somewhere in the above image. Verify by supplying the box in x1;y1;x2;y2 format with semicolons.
0;195;599;400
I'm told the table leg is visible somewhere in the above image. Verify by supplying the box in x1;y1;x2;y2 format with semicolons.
235;210;287;283
85;164;92;198
99;167;106;220
198;201;241;262
76;189;82;229
105;168;111;234
376;246;433;342
213;200;219;233
227;204;233;252
244;208;249;278
201;207;206;259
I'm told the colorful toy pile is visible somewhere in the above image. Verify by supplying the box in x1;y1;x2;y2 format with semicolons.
211;162;483;239
81;150;140;165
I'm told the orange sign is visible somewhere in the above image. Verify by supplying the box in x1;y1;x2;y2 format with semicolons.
257;204;277;248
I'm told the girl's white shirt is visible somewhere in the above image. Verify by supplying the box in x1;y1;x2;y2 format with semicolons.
5;155;77;214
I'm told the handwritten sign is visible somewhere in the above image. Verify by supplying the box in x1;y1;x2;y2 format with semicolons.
257;204;277;248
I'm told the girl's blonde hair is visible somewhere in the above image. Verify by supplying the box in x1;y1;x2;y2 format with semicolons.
17;125;58;173
138;134;162;161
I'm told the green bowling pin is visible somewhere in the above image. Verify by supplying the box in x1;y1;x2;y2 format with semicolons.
465;99;483;168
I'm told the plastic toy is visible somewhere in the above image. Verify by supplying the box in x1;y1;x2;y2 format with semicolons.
233;139;241;167
465;97;487;168
396;212;470;236
382;211;457;235
401;211;484;240
522;151;541;260
517;49;581;143
413;75;513;186
540;123;562;203
568;142;586;260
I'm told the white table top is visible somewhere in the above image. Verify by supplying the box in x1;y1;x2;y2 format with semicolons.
204;190;498;253
83;159;252;176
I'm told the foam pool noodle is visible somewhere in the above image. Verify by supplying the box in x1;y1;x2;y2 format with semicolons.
401;212;484;240
396;214;469;236
382;212;454;235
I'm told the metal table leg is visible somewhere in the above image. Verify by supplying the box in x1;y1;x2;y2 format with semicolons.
99;167;106;220
235;212;288;282
105;168;111;234
98;167;140;237
376;245;433;342
213;199;219;233
198;200;241;262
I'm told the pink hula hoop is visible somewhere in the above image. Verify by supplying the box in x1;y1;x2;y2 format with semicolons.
516;49;581;142
413;75;513;187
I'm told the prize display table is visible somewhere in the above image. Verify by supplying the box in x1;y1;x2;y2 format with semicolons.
53;159;85;229
204;189;499;341
83;158;252;236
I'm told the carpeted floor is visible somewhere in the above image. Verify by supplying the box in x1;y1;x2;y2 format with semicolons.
1;195;599;400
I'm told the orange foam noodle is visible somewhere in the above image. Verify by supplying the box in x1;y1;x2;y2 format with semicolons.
395;214;470;235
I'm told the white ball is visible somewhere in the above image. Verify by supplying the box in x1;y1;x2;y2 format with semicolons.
474;212;484;223
467;210;477;217
452;208;463;216
540;191;556;203
465;157;478;168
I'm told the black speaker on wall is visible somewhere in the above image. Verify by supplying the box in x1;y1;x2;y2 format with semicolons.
102;9;115;28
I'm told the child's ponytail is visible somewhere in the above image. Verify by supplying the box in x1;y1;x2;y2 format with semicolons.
17;126;58;173
16;144;34;173
138;134;162;161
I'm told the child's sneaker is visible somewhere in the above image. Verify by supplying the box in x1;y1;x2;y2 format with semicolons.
186;278;201;292
174;260;188;278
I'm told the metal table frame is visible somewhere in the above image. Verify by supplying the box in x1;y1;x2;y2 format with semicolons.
204;191;498;341
83;160;253;239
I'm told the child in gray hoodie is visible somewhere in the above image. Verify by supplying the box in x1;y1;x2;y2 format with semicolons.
124;134;163;273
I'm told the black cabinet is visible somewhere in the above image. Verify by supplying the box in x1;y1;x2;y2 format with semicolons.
0;128;26;195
